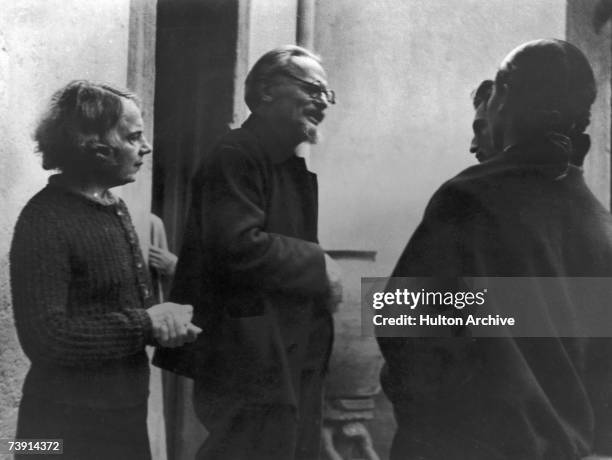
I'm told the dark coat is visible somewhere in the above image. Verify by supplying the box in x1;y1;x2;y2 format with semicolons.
156;115;332;413
378;140;612;460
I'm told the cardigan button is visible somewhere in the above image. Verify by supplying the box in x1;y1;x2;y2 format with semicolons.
140;285;150;297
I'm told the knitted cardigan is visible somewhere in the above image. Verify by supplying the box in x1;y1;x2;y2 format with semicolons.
10;178;155;409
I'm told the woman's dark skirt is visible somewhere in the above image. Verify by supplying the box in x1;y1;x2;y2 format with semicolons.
16;393;152;460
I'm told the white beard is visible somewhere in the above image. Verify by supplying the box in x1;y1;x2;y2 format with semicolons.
304;124;322;144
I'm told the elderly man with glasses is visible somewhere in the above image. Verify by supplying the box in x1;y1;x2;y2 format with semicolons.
159;45;342;460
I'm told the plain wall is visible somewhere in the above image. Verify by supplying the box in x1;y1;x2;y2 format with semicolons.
312;0;572;276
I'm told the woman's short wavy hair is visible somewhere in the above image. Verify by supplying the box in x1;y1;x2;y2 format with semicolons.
34;80;140;172
244;45;321;112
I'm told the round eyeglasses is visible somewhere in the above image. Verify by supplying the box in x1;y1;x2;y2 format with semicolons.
281;72;336;105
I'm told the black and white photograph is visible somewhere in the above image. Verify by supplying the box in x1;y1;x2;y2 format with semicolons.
2;1;612;459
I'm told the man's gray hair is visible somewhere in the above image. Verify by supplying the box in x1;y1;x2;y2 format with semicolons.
244;45;321;111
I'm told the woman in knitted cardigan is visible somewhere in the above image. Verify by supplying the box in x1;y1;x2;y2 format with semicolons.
10;81;200;459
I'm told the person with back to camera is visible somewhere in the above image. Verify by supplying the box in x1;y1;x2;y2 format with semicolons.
10;80;201;460
378;40;612;460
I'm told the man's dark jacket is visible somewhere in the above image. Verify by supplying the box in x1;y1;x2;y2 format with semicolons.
378;140;612;460
155;115;332;415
